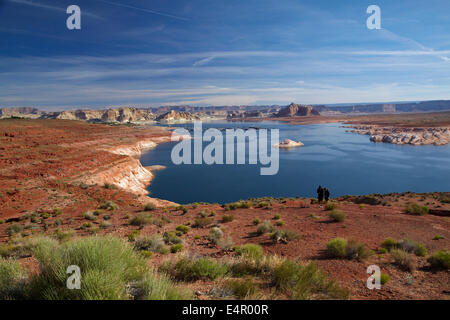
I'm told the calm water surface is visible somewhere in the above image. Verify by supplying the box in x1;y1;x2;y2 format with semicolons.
140;122;450;204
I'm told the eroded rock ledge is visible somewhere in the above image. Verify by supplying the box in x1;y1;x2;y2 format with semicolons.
345;125;450;146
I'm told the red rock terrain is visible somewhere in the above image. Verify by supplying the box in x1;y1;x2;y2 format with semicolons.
0;119;448;300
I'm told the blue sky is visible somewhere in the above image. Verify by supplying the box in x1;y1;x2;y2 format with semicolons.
1;0;450;110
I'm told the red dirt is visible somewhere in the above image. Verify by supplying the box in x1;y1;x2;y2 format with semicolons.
0;119;449;300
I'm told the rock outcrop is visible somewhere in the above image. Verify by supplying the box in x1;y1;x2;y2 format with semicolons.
274;139;304;148
346;125;450;146
275;103;320;117
155;110;200;123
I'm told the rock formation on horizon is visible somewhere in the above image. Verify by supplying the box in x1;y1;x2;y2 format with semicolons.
275;103;320;117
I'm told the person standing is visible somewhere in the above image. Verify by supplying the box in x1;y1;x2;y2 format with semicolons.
324;187;330;202
317;185;323;202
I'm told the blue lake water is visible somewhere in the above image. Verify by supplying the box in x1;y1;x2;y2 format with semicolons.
140;122;450;204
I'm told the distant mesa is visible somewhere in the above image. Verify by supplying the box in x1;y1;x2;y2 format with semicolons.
155;110;200;123
275;103;321;117
274;139;304;148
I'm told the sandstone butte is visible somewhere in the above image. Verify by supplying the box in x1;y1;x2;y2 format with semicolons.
274;139;304;148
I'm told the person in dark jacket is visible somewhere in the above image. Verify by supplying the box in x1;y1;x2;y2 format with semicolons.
324;187;330;202
317;185;323;202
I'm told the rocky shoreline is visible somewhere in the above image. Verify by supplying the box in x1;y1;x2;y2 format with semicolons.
345;125;450;146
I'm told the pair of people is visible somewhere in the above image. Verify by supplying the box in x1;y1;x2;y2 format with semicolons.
317;185;330;202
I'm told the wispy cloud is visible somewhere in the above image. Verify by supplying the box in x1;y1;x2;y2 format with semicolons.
7;0;103;19
92;0;189;21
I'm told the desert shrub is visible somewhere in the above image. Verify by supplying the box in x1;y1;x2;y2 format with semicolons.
40;212;51;219
208;227;224;244
83;211;97;221
144;203;157;211
161;256;229;281
324;203;337;211
27;236;186;300
391;249;416;272
256;221;275;235
327;238;372;261
6;224;23;236
93;209;103;216
427;250;450;270
27;236;147;299
194;235;201;240
378;248;388;254
133;272;192;300
134;235;166;254
193;217;213;228
80;222;92;230
234;244;263;260
221;214;234;223
129;213;153;227
222;278;258;299
405;203;429;216
217;236;234;250
380;273;390;285
273;214;281;220
226;201;252;210
0;258;28;299
100;221;111;229
270;230;301;244
170;244;184;253
433;235;444;240
103;183;117;190
128;230;140;242
103;215;111;221
253;218;261;225
99;201;119;211
272;260;348;300
163;232;182;245
52;229;75;242
328;209;346;222
397;239;427;257
276;220;285;226
53;208;63;216
309;213;318;219
381;238;398;251
175;225;189;234
353;195;381;205
345;240;373;261
326;238;348;258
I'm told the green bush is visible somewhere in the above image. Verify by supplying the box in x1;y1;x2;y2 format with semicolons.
270;230;301;244
273;214;281;220
208;227;224;244
128;230;140;242
433;235;444;240
256;221;275;235
252;218;261;225
272;260;349;300
6;224;24;236
276;220;285;226
380;273;389;285
217;236;234;250
328;209;346;222
170;244;184;253
324;203;337;211
175;225;189;234
83;211;97;221
100;221;111;229
222;278;258;299
161;256;229;281
234;244;263;260
0;258;28;299
144;203;157;211
427;250;450;270
99;201;119;211
345;240;373;261
397;239;427;257
405;203;429;216
193;217;213;228
134;235;166;254
129;213;153;226
163;232;182;245
222;215;234;223
381;238;398;251
391;249;416;272
326;238;348;258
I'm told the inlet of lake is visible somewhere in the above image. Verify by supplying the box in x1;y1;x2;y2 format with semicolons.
140;122;450;204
